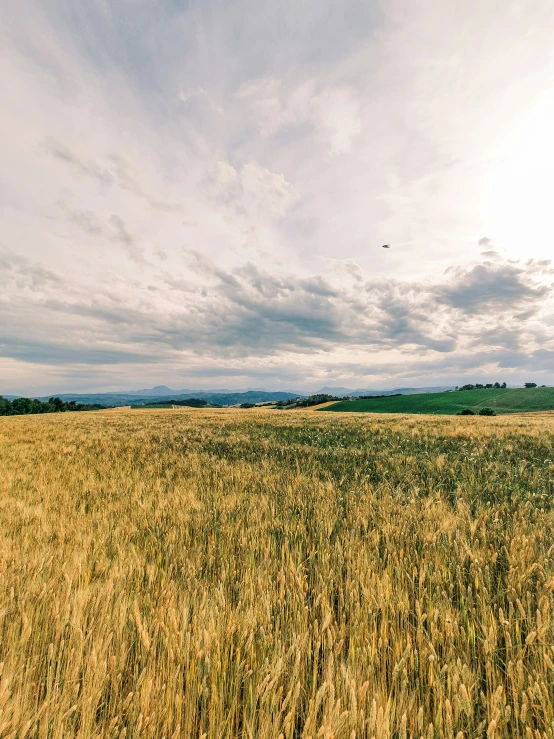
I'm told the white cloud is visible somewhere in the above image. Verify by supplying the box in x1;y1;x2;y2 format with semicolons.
206;160;294;218
3;0;554;392
237;78;361;155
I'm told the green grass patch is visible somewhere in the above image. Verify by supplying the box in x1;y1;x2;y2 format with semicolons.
324;386;554;415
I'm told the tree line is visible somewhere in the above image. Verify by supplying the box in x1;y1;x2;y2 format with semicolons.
0;396;105;416
457;382;506;390
277;394;342;408
457;382;543;390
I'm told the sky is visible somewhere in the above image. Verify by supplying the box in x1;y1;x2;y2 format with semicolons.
2;0;554;395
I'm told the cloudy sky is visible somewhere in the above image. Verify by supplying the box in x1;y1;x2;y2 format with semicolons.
2;0;554;394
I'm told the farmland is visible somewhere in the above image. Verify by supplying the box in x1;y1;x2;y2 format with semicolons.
325;386;554;416
1;408;554;737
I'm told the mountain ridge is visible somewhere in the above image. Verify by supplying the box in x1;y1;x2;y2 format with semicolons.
317;385;456;397
2;389;305;407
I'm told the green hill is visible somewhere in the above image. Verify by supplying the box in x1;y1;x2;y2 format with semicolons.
323;386;554;415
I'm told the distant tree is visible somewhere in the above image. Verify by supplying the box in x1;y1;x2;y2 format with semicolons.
501;382;507;388
12;397;33;415
0;395;103;416
478;407;495;416
294;394;340;407
459;384;475;391
240;402;256;408
458;409;475;415
30;399;43;414
494;382;501;389
148;398;208;408
524;382;537;388
48;397;65;412
485;383;493;389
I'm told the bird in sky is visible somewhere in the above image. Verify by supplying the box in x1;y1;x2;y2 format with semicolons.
382;244;390;248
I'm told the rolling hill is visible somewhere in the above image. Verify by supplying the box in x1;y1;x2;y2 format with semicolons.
2;390;306;407
323;386;554;415
317;385;455;397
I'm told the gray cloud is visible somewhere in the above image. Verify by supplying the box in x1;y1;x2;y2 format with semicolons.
470;326;523;352
57;204;150;266
4;247;551;370
108;215;149;266
58;203;104;235
0;246;63;290
46;139;114;187
0;337;155;366
436;262;551;315
46;140;181;212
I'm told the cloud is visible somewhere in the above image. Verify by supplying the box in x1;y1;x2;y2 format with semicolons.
436;262;551;315
4;0;554;392
108;215;149;266
179;87;224;115
0;246;64;291
236;78;362;155
4;241;552;383
205;160;294;217
45;139;114;188
58;204;149;266
0;337;154;366
60;205;104;236
46;140;181;212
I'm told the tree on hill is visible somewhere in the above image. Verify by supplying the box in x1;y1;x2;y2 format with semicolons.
458;382;506;391
524;382;537;388
294;394;340;407
147;398;208;408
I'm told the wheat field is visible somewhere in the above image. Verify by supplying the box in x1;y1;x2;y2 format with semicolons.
1;408;554;739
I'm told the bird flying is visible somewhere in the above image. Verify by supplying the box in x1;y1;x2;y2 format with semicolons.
382;244;390;248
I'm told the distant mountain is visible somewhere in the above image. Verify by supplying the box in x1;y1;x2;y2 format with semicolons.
120;385;184;396
117;386;272;397
318;386;353;396
317;386;456;397
349;386;456;397
24;389;305;407
169;390;304;407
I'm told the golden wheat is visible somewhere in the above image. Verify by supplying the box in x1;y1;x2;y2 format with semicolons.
1;408;554;738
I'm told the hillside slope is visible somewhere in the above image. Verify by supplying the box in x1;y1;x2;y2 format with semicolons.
324;386;554;415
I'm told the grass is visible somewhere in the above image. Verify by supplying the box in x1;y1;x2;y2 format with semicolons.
1;408;554;737
325;386;554;415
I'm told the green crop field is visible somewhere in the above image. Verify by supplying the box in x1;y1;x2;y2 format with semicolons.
324;386;554;415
